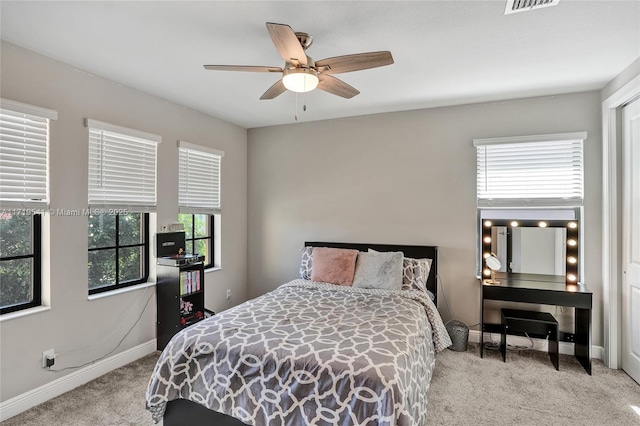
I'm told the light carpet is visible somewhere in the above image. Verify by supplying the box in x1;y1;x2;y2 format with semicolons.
2;344;639;425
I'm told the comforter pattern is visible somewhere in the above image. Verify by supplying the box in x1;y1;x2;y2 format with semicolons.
146;280;452;425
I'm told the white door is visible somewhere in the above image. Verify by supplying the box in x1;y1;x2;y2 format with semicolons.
622;98;640;384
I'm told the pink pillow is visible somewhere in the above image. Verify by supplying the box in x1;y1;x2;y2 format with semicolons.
310;247;358;286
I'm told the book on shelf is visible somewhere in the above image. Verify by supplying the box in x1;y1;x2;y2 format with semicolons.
179;269;202;295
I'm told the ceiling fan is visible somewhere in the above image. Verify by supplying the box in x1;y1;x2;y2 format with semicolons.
204;22;394;100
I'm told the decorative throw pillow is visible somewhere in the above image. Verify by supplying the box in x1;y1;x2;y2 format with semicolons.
299;246;313;280
310;247;359;286
352;250;404;291
402;257;433;292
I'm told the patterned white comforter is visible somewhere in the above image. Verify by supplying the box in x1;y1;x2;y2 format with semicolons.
146;280;452;425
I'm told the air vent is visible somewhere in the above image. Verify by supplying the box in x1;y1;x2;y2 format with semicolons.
505;0;560;14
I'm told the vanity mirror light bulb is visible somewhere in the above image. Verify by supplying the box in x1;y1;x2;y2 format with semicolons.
567;274;577;282
483;253;491;259
484;237;491;243
538;221;547;228
567;256;577;264
567;239;577;246
510;221;519;227
484;220;492;227
483;269;491;276
568;222;578;229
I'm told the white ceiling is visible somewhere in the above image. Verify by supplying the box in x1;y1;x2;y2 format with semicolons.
1;1;638;129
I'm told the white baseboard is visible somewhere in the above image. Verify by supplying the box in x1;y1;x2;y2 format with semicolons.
468;330;604;360
0;339;157;422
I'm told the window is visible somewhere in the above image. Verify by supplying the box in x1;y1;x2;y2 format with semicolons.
86;119;160;294
0;99;56;314
88;213;149;292
178;141;223;268
0;214;42;314
178;214;214;267
474;132;585;207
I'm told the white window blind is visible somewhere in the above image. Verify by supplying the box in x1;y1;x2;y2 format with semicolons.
474;132;586;207
0;99;57;208
178;141;224;214
86;119;161;211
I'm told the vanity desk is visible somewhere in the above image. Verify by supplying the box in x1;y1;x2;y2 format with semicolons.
480;274;592;375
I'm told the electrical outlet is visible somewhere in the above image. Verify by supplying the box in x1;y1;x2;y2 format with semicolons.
226;289;232;300
42;349;55;368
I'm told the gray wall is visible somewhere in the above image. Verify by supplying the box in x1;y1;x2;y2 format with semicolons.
0;41;247;401
247;91;603;345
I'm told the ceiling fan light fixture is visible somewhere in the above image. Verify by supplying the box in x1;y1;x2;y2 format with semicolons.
282;68;318;93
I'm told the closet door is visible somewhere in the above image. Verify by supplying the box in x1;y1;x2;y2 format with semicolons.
622;98;640;384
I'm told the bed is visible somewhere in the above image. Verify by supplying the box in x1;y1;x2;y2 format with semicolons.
146;242;451;425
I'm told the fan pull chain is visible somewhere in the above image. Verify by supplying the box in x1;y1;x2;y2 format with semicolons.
294;91;308;122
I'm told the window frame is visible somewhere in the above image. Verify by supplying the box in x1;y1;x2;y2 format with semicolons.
0;214;42;314
180;213;215;269
88;213;150;295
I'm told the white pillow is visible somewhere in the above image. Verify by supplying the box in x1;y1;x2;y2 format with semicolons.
369;249;433;293
352;250;404;291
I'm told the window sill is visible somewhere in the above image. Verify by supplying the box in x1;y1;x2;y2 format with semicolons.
205;266;221;273
0;305;51;323
88;281;156;301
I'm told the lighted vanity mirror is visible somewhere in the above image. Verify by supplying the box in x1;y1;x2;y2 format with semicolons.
481;219;579;285
491;226;566;275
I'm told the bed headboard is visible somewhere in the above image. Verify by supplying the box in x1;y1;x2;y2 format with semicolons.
305;242;438;305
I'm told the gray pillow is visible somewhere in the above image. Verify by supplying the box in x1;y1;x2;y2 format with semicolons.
299;246;313;280
402;257;433;291
352;251;404;291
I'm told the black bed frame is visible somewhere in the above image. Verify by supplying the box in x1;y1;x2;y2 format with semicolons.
163;242;438;426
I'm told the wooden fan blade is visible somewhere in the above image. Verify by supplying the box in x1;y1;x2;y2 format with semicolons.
204;65;283;73
317;75;360;99
315;51;393;75
260;80;287;100
266;22;308;66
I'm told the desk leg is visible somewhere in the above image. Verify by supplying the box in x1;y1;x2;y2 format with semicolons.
575;308;592;375
480;291;485;358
